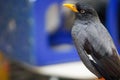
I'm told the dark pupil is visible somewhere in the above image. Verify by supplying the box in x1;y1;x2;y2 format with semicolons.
80;10;85;13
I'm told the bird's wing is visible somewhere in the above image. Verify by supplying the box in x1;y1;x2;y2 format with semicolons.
72;28;102;78
90;59;113;80
82;23;120;78
74;42;102;78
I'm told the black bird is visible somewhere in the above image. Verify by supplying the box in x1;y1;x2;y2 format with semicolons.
63;2;120;80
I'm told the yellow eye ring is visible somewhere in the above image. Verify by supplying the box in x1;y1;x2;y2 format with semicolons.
80;10;85;13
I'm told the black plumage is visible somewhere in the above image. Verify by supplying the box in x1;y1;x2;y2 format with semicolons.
63;2;120;80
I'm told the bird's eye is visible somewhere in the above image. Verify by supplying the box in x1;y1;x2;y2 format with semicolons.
80;10;85;14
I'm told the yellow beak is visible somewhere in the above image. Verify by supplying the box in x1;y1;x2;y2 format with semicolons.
63;3;78;13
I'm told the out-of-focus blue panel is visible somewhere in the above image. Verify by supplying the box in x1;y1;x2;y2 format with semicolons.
106;0;120;53
0;0;80;66
0;0;33;63
33;0;80;66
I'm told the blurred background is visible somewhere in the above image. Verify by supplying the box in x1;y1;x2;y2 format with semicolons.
0;0;119;80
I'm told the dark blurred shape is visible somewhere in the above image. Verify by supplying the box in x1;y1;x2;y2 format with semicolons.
10;61;49;80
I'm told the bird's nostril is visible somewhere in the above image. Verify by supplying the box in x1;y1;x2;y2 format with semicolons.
72;6;74;8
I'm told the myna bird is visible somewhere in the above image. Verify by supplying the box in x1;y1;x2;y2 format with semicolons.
63;2;120;80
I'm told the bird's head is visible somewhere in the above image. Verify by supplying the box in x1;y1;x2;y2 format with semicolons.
63;2;98;21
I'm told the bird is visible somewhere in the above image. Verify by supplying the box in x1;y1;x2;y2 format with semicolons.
63;2;120;80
